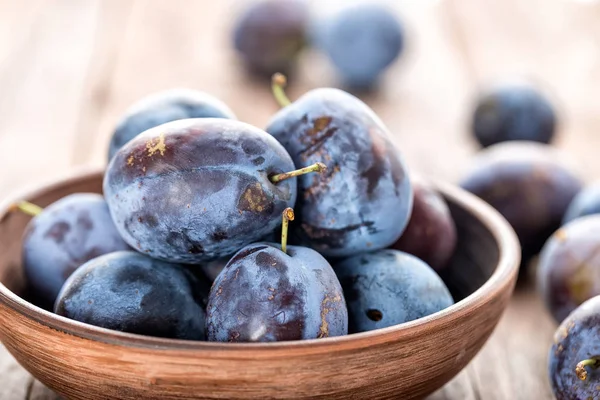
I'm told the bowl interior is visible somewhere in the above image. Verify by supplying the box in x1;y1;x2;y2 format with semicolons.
0;171;498;316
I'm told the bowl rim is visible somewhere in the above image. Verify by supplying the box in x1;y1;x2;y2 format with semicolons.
0;167;520;353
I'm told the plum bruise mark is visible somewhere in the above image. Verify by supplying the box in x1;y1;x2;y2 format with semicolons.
146;133;166;157
301;221;376;247
299;117;339;159
318;293;342;338
44;222;71;243
229;245;268;265
238;183;273;214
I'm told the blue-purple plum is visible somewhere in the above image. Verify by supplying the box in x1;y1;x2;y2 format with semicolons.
333;249;454;333
537;215;600;323
460;141;582;268
104;118;298;264
108;88;236;161
233;0;309;78
549;296;600;399
266;88;412;258
55;251;207;340
22;193;130;309
313;3;404;89
472;82;556;148
206;243;348;342
563;182;600;225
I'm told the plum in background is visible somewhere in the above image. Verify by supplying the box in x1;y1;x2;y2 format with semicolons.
55;251;207;340
391;176;456;271
313;3;404;90
549;295;600;399
108;88;236;160
232;0;309;78
472;81;556;148
333;249;454;333
563;182;600;225
20;193;130;309
266;79;413;258
460;141;582;269
537;215;600;323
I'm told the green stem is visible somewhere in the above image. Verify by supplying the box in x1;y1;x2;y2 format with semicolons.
576;358;600;381
270;162;327;184
281;208;294;254
271;73;291;107
11;200;43;217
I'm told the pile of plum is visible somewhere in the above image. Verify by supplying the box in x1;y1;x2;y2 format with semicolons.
18;76;458;344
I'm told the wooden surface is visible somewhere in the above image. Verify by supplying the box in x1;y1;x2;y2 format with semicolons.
0;0;598;398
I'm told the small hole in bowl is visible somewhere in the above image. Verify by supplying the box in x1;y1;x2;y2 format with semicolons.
366;309;383;321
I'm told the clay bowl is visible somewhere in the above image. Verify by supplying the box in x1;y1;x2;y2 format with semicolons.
0;168;519;400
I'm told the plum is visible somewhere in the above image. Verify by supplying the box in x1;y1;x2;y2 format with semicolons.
19;193;130;309
537;215;600;323
313;3;404;89
460;141;582;268
563;182;600;225
266;77;412;258
391;176;457;271
232;0;309;78
549;295;600;399
55;251;207;340
206;208;348;342
333;249;454;333
104;118;328;264
472;81;556;148
107;88;236;161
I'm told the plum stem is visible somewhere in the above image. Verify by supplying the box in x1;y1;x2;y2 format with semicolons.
270;162;327;184
281;208;295;254
576;358;600;381
10;200;43;217
271;73;291;107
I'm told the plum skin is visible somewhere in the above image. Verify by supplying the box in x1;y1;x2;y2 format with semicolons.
549;296;600;399
333;249;454;333
391;176;457;271
206;243;348;342
104;118;298;264
266;88;412;258
55;251;207;340
22;193;130;309
472;82;556;148
563;182;600;225
108;88;236;161
232;0;308;77
313;3;404;89
537;215;600;323
460;141;582;268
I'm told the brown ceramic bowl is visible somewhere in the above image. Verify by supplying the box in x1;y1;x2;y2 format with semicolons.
0;168;519;400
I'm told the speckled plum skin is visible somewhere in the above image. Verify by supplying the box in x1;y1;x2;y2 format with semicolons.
266;88;412;258
55;251;207;340
537;215;600;323
104;118;298;264
391;176;457;271
233;0;308;78
108;88;236;161
549;296;600;400
472;82;556;148
563;183;600;225
206;243;348;342
22;193;130;309
333;249;453;333
460;141;582;268
313;4;404;89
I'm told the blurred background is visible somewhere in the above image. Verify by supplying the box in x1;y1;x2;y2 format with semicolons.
1;0;600;398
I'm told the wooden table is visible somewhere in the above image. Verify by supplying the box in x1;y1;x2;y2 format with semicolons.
1;0;599;398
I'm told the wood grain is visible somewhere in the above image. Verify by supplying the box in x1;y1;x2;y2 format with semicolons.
0;171;518;400
0;0;598;398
